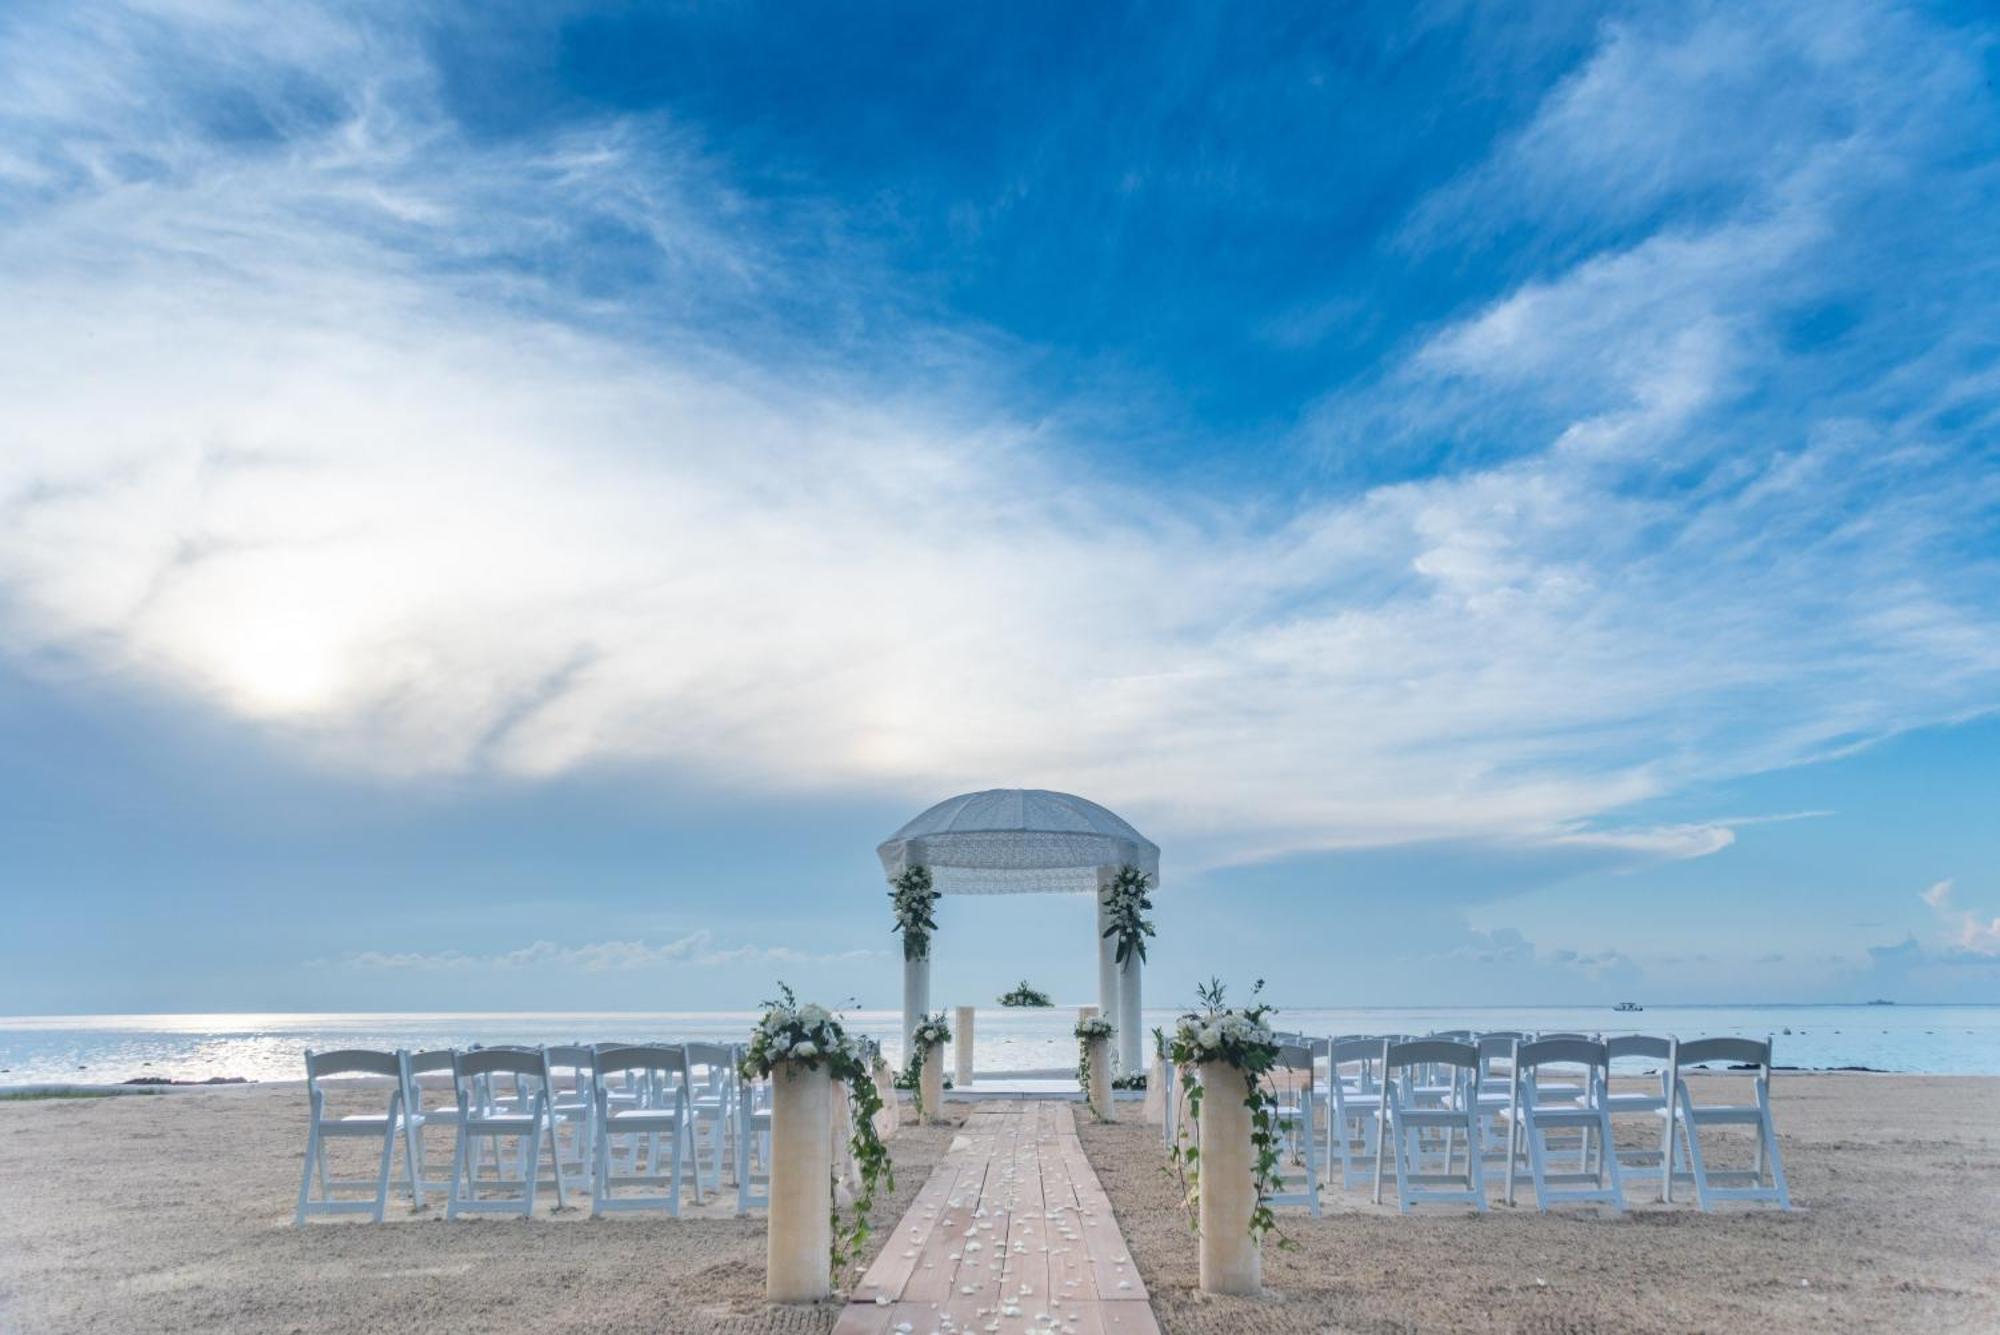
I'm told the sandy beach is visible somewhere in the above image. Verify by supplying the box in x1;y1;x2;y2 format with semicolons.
3;1075;1997;1333
1083;1074;2000;1333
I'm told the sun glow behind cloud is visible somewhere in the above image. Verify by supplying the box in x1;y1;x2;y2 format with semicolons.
1;0;1997;875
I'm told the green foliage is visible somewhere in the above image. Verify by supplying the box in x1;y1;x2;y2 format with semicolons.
1162;978;1294;1251
739;983;895;1275
1100;864;1156;965
889;866;940;961
904;1011;952;1120
998;980;1054;1007
1073;1015;1116;1120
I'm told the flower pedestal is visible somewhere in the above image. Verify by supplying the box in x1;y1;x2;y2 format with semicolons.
919;1040;945;1123
953;1005;976;1088
1086;1036;1115;1121
767;1060;834;1303
870;1057;900;1139
1143;1054;1167;1125
1197;1061;1262;1296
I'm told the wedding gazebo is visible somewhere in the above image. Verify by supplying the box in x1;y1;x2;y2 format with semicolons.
877;788;1159;1076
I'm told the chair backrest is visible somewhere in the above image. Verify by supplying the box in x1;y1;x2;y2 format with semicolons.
455;1047;552;1081
305;1049;401;1080
1515;1037;1607;1072
1477;1035;1516;1062
1477;1030;1527;1042
544;1044;593;1070
684;1042;735;1081
1535;1031;1595;1042
405;1048;456;1075
1676;1036;1771;1070
1274;1041;1314;1074
1329;1037;1380;1066
1385;1039;1478;1072
593;1043;689;1079
1605;1034;1672;1062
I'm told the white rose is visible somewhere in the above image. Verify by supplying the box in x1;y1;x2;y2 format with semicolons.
792;1041;818;1059
1199;1025;1221;1047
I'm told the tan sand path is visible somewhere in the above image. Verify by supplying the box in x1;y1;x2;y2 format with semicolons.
834;1101;1159;1335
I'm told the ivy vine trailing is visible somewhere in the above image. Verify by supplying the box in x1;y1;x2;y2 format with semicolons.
1163;978;1294;1251
1101;864;1156;965
904;1011;952;1120
739;984;893;1276
1074;1015;1116;1119
889;865;940;961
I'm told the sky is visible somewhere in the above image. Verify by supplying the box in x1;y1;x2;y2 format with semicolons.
2;0;1998;1015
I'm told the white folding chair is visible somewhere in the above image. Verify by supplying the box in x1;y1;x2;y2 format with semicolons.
446;1047;561;1218
736;1053;772;1215
295;1049;405;1225
1378;1039;1485;1212
396;1048;463;1207
1504;1038;1625;1211
1267;1041;1320;1217
684;1041;736;1200
542;1045;597;1205
1667;1037;1791;1210
592;1044;695;1216
1604;1034;1677;1201
1322;1037;1386;1191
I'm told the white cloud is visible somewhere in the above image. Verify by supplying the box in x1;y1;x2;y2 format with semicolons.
1919;880;2000;956
1;2;1996;872
341;932;877;973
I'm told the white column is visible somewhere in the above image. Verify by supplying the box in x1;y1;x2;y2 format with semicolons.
1095;869;1121;1068
766;1062;834;1302
1085;1034;1114;1120
901;950;930;1063
953;1005;975;1088
918;1041;944;1121
1197;1062;1261;1296
1117;954;1143;1077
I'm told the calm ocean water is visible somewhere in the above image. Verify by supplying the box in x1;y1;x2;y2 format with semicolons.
3;1004;1998;1085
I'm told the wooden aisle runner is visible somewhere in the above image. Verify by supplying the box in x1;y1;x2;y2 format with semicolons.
833;1101;1159;1335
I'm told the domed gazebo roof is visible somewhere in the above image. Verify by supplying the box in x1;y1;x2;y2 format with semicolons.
876;788;1160;895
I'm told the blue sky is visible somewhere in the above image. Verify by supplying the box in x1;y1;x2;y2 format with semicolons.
2;1;1997;1014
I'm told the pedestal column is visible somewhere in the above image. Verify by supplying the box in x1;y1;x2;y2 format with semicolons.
1085;1035;1114;1121
1196;1062;1261;1296
766;1062;834;1302
953;1005;975;1089
918;1041;944;1122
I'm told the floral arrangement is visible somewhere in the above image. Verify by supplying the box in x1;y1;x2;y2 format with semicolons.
904;1011;952;1120
1074;1015;1117;1118
889;865;940;961
1101;864;1155;965
739;985;891;1273
998;980;1053;1008
1164;978;1290;1249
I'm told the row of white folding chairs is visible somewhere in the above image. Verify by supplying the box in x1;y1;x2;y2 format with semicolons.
1312;1033;1790;1214
294;1042;773;1224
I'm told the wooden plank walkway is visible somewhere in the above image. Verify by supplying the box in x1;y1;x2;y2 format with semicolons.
834;1101;1159;1335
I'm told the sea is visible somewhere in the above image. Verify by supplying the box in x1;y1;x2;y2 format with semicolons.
3;1004;1998;1086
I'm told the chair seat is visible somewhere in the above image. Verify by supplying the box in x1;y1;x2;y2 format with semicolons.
1605;1093;1666;1112
607;1110;684;1130
466;1113;537;1131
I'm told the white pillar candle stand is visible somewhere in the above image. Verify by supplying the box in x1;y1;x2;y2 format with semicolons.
1085;1034;1114;1121
1143;1053;1167;1125
918;1041;944;1122
766;1062;835;1303
953;1005;975;1089
1196;1062;1261;1296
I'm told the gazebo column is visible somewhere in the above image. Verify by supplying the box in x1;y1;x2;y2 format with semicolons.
1117;952;1143;1076
901;947;930;1062
1095;868;1121;1068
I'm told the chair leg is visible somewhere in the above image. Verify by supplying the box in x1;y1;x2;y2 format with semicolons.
295;1123;320;1226
372;1119;398;1224
1761;1109;1792;1210
669;1122;686;1218
402;1120;424;1209
447;1126;470;1220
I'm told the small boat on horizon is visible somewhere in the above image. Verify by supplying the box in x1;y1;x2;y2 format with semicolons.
1613;1000;1644;1012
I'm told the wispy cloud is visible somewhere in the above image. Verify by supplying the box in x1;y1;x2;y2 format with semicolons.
340;932;877;973
0;2;1996;873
